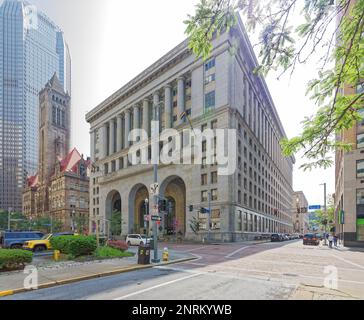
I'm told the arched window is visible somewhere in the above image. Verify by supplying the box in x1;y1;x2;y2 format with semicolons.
61;110;65;128
52;106;56;124
57;108;61;126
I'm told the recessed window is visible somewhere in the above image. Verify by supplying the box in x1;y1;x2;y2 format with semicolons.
205;58;215;71
211;189;218;201
357;160;364;178
201;190;208;202
205;73;216;85
211;171;218;184
201;174;207;186
205;91;215;110
358;134;364;149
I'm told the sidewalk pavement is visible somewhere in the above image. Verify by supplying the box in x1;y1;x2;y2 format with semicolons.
0;248;196;298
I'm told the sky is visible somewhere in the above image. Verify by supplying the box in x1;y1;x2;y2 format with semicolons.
8;0;335;207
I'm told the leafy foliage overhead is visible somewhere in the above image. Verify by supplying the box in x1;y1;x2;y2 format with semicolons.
185;0;364;169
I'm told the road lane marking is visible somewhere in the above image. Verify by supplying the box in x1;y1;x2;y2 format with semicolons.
225;246;251;258
155;264;364;287
113;273;203;300
181;246;208;253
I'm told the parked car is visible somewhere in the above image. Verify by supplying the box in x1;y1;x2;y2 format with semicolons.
315;233;324;241
126;234;152;246
285;234;293;240
0;231;44;249
23;232;77;252
303;234;320;246
271;234;283;242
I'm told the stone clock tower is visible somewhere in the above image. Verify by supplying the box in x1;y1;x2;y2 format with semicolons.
38;73;71;185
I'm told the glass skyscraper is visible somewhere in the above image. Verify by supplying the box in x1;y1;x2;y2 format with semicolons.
0;0;71;212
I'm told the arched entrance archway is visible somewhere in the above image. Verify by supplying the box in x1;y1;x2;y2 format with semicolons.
105;190;122;239
160;176;186;237
129;184;149;234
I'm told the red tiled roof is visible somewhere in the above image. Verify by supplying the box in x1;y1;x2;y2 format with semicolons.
60;148;90;173
27;174;39;188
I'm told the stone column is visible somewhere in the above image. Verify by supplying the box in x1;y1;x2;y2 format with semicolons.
164;85;172;129
133;105;140;142
100;124;108;159
116;115;122;152
124;109;131;149
153;91;160;124
90;130;96;162
177;77;185;125
109;119;115;155
142;98;150;137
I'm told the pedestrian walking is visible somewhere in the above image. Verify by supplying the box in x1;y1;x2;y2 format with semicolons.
328;234;333;248
333;235;338;248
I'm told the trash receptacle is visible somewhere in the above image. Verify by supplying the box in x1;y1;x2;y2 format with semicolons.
138;245;151;265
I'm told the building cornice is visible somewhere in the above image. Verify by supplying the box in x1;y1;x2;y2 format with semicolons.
85;39;191;123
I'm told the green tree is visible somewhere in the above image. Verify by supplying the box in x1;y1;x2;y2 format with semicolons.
185;0;364;169
111;211;122;237
311;195;335;229
31;216;63;234
189;216;201;235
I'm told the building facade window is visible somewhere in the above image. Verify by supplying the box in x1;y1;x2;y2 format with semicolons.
205;91;216;110
357;160;364;178
205;58;215;71
201;174;207;185
201;190;208;202
211;171;218;184
211;189;218;201
358;134;364;149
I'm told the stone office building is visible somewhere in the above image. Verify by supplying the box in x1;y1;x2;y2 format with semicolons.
86;17;295;241
292;191;309;235
334;81;364;247
22;75;90;232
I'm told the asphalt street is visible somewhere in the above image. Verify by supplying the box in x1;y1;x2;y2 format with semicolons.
2;240;364;300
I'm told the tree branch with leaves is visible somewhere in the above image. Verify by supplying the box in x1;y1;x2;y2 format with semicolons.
185;0;364;170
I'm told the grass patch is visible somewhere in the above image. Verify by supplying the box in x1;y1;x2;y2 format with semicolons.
94;246;134;259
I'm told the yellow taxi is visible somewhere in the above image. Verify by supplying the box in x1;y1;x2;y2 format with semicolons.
23;232;77;252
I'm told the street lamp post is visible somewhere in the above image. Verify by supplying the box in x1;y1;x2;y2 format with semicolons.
7;207;12;231
151;100;162;263
71;210;75;232
208;191;212;243
144;198;149;236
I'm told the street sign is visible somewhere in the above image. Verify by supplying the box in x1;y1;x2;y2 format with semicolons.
309;205;321;210
151;215;162;222
339;210;345;225
150;183;159;196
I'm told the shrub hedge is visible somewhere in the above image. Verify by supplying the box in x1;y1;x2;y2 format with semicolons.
51;236;97;257
0;249;33;270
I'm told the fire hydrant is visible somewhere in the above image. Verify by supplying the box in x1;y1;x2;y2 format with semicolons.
54;250;60;261
163;247;169;262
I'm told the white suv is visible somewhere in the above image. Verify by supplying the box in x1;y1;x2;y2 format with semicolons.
126;234;152;246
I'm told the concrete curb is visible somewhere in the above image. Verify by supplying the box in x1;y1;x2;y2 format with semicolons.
0;256;196;298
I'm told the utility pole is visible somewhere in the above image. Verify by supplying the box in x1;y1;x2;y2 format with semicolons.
151;100;161;263
7;207;12;231
208;191;212;243
320;183;328;246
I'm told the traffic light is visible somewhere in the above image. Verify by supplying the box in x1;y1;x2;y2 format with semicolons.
159;200;167;212
189;205;194;212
